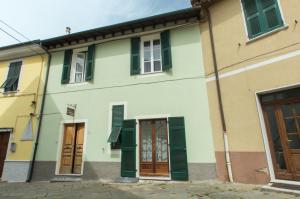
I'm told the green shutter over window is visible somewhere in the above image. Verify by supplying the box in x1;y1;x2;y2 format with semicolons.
130;37;140;75
161;30;172;71
168;117;188;181
0;61;22;92
108;105;124;149
261;0;283;29
242;0;283;38
85;44;95;81
61;49;73;84
121;119;136;178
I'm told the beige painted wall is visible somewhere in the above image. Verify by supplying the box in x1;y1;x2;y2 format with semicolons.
199;0;300;183
200;0;300;153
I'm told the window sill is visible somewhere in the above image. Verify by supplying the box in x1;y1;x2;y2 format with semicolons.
1;90;19;95
246;25;289;44
65;82;90;87
137;72;165;79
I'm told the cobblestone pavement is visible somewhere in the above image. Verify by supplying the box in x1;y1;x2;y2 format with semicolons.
0;180;299;199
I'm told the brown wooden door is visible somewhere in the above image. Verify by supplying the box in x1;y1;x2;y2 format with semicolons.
277;101;300;180
59;123;85;174
139;119;169;177
262;99;300;181
73;123;84;174
0;132;10;178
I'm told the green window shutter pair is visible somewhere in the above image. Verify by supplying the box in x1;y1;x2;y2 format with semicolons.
1;61;22;92
121;117;188;181
107;105;124;149
130;30;172;75
61;44;95;84
242;0;283;38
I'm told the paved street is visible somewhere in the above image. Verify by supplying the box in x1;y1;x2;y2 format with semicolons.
0;180;299;199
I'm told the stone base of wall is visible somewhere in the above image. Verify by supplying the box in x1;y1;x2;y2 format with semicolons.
32;161;216;181
2;161;30;182
189;163;216;181
215;151;270;184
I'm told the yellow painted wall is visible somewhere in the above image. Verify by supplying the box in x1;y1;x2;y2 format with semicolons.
0;55;47;160
200;0;300;152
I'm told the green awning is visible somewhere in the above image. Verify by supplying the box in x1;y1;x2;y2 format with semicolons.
107;127;122;143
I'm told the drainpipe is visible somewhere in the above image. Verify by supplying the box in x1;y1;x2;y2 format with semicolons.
205;7;233;182
26;45;51;182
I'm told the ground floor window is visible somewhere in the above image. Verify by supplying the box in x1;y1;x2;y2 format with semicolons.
59;123;85;175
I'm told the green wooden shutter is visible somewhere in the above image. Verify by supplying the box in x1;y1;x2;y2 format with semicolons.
169;117;188;181
242;0;283;38
85;44;95;81
1;62;22;92
121;119;136;178
130;37;140;75
61;49;73;84
161;30;172;71
110;105;124;149
242;0;263;38
260;0;283;31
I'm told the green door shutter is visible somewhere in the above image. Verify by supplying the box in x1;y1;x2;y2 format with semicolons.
161;30;172;71
121;119;136;177
260;0;283;31
169;117;188;181
85;44;95;81
242;0;263;38
130;37;140;75
61;49;73;84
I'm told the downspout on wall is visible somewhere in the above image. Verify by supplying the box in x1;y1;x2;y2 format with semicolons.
205;7;233;183
191;0;233;182
26;45;52;182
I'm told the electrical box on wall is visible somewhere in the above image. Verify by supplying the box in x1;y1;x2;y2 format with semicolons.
10;142;16;153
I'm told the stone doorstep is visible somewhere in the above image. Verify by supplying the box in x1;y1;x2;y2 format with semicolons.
262;185;300;196
50;176;82;183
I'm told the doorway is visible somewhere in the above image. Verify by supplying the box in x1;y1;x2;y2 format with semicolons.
0;131;10;178
59;123;85;175
261;87;300;181
139;119;169;177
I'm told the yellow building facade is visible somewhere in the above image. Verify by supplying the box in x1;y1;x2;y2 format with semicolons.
193;0;300;184
0;42;47;182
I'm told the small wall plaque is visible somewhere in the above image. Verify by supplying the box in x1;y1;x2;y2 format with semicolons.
66;104;76;117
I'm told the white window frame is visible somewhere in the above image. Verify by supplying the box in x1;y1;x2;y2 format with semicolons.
140;34;162;75
69;47;88;84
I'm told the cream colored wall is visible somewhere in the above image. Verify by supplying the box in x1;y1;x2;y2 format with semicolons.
0;55;47;160
200;0;300;152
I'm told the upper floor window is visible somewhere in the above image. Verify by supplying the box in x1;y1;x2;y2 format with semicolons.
141;35;162;74
0;61;22;92
241;0;284;39
61;45;95;84
70;49;87;84
130;30;172;76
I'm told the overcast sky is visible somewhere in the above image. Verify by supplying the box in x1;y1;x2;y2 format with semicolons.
0;0;190;47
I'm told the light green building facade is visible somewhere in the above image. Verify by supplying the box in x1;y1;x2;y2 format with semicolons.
33;8;216;181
